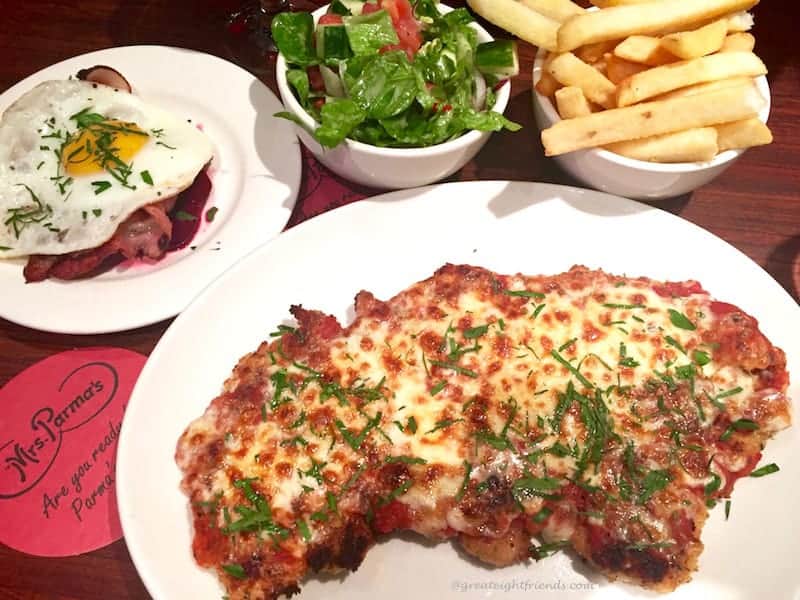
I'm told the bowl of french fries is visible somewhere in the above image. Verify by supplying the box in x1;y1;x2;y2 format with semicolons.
469;0;773;200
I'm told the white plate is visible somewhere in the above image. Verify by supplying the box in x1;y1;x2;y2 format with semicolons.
117;182;800;600
0;45;301;334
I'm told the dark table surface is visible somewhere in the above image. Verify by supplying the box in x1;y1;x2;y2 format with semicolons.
0;1;798;598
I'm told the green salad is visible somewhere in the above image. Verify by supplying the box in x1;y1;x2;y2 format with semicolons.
273;0;521;148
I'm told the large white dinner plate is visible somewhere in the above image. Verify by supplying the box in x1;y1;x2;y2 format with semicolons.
0;45;301;334
117;182;800;600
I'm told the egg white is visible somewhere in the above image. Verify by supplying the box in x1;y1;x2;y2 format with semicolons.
0;79;214;258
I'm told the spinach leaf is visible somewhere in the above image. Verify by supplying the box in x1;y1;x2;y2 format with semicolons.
314;99;367;148
272;12;317;67
344;10;399;56
286;68;310;105
348;51;417;119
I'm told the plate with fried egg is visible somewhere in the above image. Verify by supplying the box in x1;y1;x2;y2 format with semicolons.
0;45;301;334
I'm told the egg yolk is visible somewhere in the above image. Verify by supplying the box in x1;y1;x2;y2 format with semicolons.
62;120;149;176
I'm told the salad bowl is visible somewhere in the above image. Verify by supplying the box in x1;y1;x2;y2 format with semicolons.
275;2;513;189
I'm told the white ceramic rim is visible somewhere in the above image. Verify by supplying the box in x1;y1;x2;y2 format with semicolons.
532;46;772;173
275;3;511;158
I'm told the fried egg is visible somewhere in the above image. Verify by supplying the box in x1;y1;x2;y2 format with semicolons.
0;79;213;258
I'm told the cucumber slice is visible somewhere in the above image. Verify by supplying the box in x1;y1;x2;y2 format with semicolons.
475;40;519;77
320;64;346;97
338;0;366;15
328;0;352;15
316;24;353;61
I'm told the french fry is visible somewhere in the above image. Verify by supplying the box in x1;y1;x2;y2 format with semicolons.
593;58;608;76
575;39;619;64
555;86;593;118
605;127;719;162
535;52;562;97
605;53;649;84
540;81;764;156
614;35;678;66
661;19;728;59
652;76;753;101
616;51;767;107
557;0;759;52
547;52;617;108
519;0;584;23
720;32;755;52
467;0;559;51
536;70;562;97
715;117;772;151
726;11;754;32
589;0;652;6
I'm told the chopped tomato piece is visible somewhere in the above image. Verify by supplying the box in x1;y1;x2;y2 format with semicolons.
372;0;422;59
318;13;343;25
307;65;324;92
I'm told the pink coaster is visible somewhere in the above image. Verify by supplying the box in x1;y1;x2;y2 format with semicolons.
0;348;146;557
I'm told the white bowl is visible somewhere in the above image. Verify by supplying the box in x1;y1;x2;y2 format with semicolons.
275;4;511;189
532;49;771;200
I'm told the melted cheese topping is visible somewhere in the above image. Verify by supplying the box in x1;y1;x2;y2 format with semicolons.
176;265;790;599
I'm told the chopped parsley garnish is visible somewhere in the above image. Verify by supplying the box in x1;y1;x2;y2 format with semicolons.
668;308;696;331
222;478;289;539
222;564;247;579
92;208;102;217
455;460;472;502
529;540;569;560
749;463;779;478
603;302;645;309
301;459;327;484
378;480;413;506
664;335;686;355
426;418;464;434
692;349;711;366
620;443;672;504
289;411;306;429
405;416;418;434
463;324;489;339
725;499;732;520
719;418;758;441
704;471;722;497
638;469;672;504
5;184;53;238
532;507;552;523
206;206;219;222
558;337;577;352
511;475;561;502
335;412;382;450
551;349;593;389
708;386;743;410
64;108;147;189
430;380;447;396
618;342;639;368
429;360;477;378
505;289;545;299
296;519;312;542
625;541;674;551
385;455;428;465
531;304;546;319
280;435;308;447
174;210;198;221
326;491;338;513
269;324;297;337
140;170;153;185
